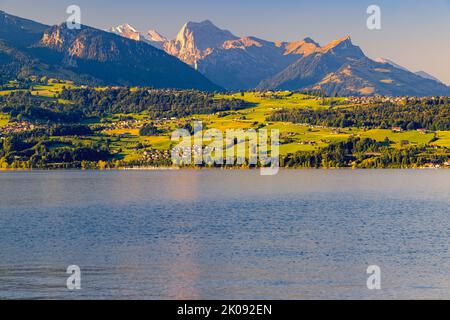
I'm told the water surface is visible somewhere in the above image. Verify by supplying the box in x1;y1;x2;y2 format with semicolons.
0;170;449;299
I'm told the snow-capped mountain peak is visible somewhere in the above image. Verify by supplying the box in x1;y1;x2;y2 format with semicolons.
108;24;168;49
146;29;167;43
108;23;142;41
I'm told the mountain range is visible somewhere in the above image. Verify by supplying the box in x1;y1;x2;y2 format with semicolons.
0;10;220;91
109;20;450;96
0;10;448;96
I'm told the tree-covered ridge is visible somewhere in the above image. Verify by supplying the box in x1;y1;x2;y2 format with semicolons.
0;91;83;122
269;100;450;131
283;137;448;169
0;89;250;123
59;88;250;118
0;129;111;169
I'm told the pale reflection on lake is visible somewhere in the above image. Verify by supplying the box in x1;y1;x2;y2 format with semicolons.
0;170;449;299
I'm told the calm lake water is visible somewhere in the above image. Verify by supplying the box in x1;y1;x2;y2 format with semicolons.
0;170;449;300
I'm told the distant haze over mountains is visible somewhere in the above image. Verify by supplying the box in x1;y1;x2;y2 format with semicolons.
109;20;449;96
374;58;444;85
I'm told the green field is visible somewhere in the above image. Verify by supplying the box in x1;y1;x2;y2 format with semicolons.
0;79;77;98
433;131;450;147
215;92;341;123
0;113;9;127
359;129;435;147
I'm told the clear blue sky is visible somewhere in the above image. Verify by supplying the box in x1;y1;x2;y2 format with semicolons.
1;0;450;84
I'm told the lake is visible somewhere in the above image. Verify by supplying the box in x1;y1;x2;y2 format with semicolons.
0;169;449;299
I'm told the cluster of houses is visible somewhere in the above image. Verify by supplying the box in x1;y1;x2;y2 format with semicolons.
0;121;39;138
391;127;428;134
100;119;147;131
344;95;448;105
170;144;202;164
171;144;229;164
100;118;182;133
141;149;171;162
423;160;450;169
299;140;317;146
344;96;408;105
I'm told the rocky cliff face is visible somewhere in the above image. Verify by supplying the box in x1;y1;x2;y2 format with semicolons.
163;20;238;67
41;25;123;62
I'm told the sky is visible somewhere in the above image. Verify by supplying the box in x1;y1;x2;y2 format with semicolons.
1;0;450;84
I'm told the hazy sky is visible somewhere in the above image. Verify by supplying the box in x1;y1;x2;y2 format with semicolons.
1;0;450;84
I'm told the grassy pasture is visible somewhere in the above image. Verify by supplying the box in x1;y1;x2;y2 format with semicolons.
433;131;450;147
0;80;77;98
0;113;10;127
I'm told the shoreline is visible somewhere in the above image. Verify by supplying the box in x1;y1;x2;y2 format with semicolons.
1;166;449;172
